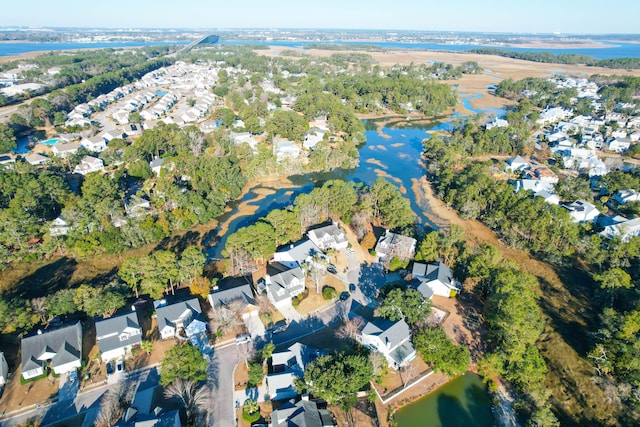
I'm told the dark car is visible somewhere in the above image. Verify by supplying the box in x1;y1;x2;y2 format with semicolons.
272;320;288;334
327;265;337;274
340;292;350;301
349;283;356;292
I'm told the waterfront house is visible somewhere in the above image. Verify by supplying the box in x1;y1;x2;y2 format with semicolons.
274;140;301;162
303;128;327;150
486;118;509;130
307;223;349;251
600;217;640;242
124;195;152;218
20;322;82;380
358;317;416;370
267;343;324;401
155;298;207;340
95;312;142;362
0;154;15;169
412;261;460;298
272;239;323;270
374;230;417;261
208;277;265;337
73;155;104;175
0;352;8;385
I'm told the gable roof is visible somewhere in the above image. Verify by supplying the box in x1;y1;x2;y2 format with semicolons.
208;279;255;311
266;263;305;302
374;230;416;258
272;400;323;427
95;312;142;354
155;298;204;333
21;322;82;373
274;239;322;267
361;317;411;352
307;224;347;247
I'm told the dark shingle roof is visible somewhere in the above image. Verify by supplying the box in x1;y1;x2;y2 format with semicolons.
156;298;204;332
95;312;142;355
272;400;323;427
208;280;255;310
21;322;82;374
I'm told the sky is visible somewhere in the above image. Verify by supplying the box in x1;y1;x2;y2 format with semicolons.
2;0;639;34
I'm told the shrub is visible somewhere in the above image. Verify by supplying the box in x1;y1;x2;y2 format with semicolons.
322;286;337;300
242;400;261;423
247;363;264;387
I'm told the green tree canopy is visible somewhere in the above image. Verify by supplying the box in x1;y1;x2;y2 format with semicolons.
160;343;207;386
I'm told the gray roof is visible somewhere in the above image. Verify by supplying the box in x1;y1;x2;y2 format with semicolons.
361;317;412;353
272;342;319;376
0;352;7;379
149;157;164;168
272;400;323;427
374;231;416;258
275;239;322;266
266;263;305;303
95;312;142;355
307;224;347;247
156;298;204;333
208;281;255;311
21;321;82;374
413;261;453;285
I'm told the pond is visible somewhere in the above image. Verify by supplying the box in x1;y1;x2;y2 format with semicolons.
395;373;494;427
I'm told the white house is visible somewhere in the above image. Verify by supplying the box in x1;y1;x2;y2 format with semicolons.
535;190;560;205
208;279;265;338
49;215;71;236
274;140;301;162
150;157;164;177
303;128;327;150
307;223;349;251
562;200;600;223
505;155;529;172
359;317;416;370
412;262;460;298
80;136;107;153
0;352;8;385
266;343;324;401
374;230;417;261
486;118;509;130
95;312;142;362
24;153;50;166
600;217;640;242
155;298;207;340
264;263;306;309
74;156;104;175
51;142;81;158
21;322;82;380
273;239;323;270
608;137;631;153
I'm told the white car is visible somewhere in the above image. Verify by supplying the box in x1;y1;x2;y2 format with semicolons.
235;334;251;345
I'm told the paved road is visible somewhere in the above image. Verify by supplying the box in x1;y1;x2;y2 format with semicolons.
208;345;243;427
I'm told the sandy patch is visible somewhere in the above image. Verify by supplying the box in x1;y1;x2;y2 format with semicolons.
376;145;387;151
366;158;387;169
391;143;404;148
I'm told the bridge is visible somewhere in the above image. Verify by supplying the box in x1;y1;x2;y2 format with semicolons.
169;34;219;57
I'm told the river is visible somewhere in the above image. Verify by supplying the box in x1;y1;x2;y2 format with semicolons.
2;39;640;59
394;373;494;427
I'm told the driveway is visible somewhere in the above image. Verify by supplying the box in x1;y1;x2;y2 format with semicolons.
57;371;79;402
208;346;243;427
275;300;302;322
244;315;266;338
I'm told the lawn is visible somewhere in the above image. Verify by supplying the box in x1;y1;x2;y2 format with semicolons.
295;277;346;317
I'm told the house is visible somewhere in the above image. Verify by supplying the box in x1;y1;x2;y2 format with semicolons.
208;278;265;337
535;190;560;205
505;155;529;172
51;142;81;158
0;352;8;385
608;137;631;153
74;156;104;175
95;312;143;362
125;195;152;218
50;215;71;236
102;129;125;142
80;136;107;152
600;217;640;242
303;128;327;150
374;230;417;261
359;317;416;370
155;298;207;340
307;223;349;251
229;131;259;151
613;190;640;205
0;154;15;169
562;200;600;223
200;121;218;133
522;165;559;184
273;239;323;270
264;262;306;307
274;140;301;162
124;123;142;137
150;157;164;176
115;383;182;427
21;322;82;380
24;153;50;166
412;261;460;298
271;399;336;427
267;343;323;401
485;118;509;130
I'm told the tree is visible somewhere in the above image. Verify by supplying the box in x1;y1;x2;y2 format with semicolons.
248;362;264;387
297;352;373;408
189;277;212;299
119;256;144;298
140;340;153;355
0;123;16;153
527;406;560;427
179;246;206;284
377;287;431;325
95;383;135;427
303;253;328;294
595;268;633;306
164;379;210;425
412;327;470;377
160;343;207;386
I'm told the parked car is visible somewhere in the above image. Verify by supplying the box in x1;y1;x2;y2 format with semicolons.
340;292;350;301
236;333;251;345
116;359;124;373
349;283;356;292
106;360;115;376
327;264;337;274
346;246;355;253
272;320;288;334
